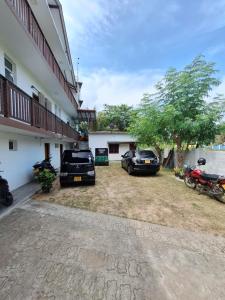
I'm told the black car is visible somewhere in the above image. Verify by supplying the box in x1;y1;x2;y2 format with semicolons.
121;149;160;175
60;150;95;186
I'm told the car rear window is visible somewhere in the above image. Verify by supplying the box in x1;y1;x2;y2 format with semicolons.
137;150;156;158
62;151;92;163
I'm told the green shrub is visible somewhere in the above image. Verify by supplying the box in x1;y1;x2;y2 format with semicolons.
38;169;56;193
174;167;184;179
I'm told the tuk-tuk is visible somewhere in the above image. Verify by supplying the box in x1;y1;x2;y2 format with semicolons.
95;148;109;166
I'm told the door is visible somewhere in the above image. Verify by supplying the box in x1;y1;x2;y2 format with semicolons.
125;151;133;170
60;144;63;164
129;143;136;151
44;143;50;160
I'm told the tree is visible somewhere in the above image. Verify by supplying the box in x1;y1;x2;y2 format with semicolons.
129;55;225;166
128;95;169;160
79;121;89;135
96;104;133;131
218;122;225;143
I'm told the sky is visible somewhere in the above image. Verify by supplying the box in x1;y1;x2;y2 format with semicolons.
60;0;225;110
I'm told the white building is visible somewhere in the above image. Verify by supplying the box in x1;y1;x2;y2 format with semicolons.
0;0;90;190
89;131;136;161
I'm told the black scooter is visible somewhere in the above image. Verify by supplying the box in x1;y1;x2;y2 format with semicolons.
33;158;57;177
0;171;13;207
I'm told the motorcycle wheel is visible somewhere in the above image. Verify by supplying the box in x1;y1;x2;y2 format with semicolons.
214;186;225;203
2;193;13;206
184;176;196;189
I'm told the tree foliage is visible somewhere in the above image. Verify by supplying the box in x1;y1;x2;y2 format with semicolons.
128;55;225;165
96;104;133;131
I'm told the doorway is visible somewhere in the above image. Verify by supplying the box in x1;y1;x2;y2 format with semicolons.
60;144;63;163
129;143;136;151
44;143;50;160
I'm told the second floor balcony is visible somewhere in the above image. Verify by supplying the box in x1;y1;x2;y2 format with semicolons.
0;0;78;115
0;75;79;141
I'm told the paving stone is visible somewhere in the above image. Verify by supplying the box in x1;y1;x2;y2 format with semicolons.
0;200;225;299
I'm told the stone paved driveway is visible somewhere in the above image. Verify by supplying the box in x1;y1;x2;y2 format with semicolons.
0;201;225;300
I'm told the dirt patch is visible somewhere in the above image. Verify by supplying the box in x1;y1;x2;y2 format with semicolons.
33;163;225;237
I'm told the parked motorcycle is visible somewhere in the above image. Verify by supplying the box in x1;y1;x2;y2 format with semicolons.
195;173;225;203
0;171;13;207
33;158;57;177
184;158;225;203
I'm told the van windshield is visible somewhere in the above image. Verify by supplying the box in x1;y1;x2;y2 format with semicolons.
62;151;92;163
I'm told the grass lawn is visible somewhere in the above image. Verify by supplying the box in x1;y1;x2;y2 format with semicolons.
33;162;225;237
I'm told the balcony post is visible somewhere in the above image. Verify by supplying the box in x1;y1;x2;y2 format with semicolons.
3;80;11;118
55;114;57;133
45;107;48;130
30;97;33;125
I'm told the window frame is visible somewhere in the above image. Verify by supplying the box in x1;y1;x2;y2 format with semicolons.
4;55;16;84
109;143;119;154
9;140;18;151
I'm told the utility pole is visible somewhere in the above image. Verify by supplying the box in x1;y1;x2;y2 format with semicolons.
76;57;80;102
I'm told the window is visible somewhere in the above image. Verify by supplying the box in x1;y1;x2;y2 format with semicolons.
9;140;17;151
62;150;92;163
38;92;46;107
33;93;39;102
45;98;52;112
4;56;16;83
109;143;119;154
123;151;130;158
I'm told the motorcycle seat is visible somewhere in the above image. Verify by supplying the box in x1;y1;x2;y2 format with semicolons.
201;173;219;181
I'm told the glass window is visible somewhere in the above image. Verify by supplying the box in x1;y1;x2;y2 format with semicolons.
9;140;17;151
62;150;93;163
109;144;119;154
137;150;156;158
4;56;16;83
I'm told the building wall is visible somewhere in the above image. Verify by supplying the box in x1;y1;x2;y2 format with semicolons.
182;148;225;176
109;143;130;161
0;45;70;123
89;133;136;161
0;131;70;190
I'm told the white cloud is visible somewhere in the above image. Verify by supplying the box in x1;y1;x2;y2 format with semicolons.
60;0;124;49
206;44;225;57
210;76;225;97
199;0;225;32
79;69;163;110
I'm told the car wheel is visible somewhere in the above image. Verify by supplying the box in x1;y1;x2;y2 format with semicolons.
2;193;13;207
127;165;133;175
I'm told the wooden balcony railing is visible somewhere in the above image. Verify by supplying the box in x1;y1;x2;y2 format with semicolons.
5;0;77;109
0;75;79;140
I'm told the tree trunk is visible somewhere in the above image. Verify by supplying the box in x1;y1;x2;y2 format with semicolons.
175;136;185;168
155;145;163;164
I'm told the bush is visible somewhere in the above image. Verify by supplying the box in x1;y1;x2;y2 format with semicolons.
38;169;56;193
174;167;184;179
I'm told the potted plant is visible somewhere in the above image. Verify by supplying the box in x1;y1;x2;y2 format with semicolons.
38;169;56;193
